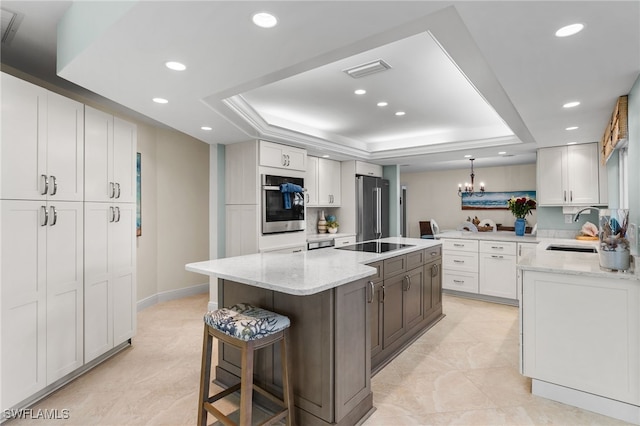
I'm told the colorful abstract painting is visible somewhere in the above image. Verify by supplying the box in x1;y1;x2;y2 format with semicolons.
461;191;536;210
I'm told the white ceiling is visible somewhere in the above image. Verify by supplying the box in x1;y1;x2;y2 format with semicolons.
1;1;638;172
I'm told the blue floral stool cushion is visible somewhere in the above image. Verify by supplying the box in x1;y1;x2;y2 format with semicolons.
204;303;290;341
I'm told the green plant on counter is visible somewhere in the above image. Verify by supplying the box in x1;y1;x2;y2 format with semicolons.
326;220;339;229
507;196;536;219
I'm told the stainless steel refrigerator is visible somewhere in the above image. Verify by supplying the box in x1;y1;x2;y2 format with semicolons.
356;175;389;241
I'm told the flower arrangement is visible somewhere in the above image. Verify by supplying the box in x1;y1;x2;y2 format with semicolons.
326;219;339;229
507;196;536;219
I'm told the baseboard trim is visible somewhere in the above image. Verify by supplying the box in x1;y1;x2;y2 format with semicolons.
442;289;519;307
137;282;209;312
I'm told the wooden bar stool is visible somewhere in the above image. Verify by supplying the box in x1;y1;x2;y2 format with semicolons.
198;303;295;426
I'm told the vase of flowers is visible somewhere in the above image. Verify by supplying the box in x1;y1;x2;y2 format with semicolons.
507;196;536;236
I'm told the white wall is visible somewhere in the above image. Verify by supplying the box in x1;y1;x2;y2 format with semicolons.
401;163;537;238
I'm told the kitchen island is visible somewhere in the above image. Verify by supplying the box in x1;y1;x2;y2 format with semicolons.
186;237;442;426
518;247;640;425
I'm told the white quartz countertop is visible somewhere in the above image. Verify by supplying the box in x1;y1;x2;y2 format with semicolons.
518;238;639;281
306;232;355;243
186;237;441;295
437;230;540;243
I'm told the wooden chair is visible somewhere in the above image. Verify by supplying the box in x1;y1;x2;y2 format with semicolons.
198;303;294;426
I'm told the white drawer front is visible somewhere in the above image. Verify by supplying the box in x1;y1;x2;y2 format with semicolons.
443;239;479;252
443;271;479;293
480;240;517;255
443;251;478;272
334;236;356;247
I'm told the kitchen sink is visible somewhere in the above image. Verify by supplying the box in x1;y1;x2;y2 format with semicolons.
546;244;597;253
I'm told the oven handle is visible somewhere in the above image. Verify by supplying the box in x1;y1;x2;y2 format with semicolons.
262;185;307;192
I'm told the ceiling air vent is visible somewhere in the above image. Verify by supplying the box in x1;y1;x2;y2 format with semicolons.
1;7;23;45
343;59;392;79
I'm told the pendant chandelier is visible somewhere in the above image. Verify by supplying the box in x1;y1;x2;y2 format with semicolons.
457;158;485;197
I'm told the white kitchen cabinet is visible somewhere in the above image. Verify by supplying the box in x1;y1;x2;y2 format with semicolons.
333;235;356;247
442;239;479;293
305;156;319;206
1;72;84;202
537;143;601;206
305;156;341;206
479;241;517;299
522;270;640;406
225;141;259;205
225;204;259;256
355;161;383;178
517;241;538;261
259;140;306;171
85;106;137;203
84;202;137;363
1;200;83;409
318;158;341;206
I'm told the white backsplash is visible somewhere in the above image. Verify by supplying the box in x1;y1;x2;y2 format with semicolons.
307;207;339;234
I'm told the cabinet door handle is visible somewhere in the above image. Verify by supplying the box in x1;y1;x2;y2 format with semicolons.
115;206;121;222
110;182;116;199
109;206;116;223
381;285;385;303
115;183;121;199
430;251;438;256
519;245;522;256
491;255;504;259
367;281;374;303
50;175;57;196
306;193;309;204
405;275;412;291
453;259;465;264
570;190;573;202
41;175;49;195
41;205;48;226
432;264;439;277
453;279;464;284
453;243;464;247
490;246;504;250
49;206;57;226
563;190;567;202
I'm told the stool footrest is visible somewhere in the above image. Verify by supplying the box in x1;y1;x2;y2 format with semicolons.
206;383;241;404
259;408;289;426
203;402;235;426
253;384;286;408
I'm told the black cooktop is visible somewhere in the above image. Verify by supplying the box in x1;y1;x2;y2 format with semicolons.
336;242;414;253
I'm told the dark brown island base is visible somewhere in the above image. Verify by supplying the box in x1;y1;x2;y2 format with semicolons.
197;243;443;426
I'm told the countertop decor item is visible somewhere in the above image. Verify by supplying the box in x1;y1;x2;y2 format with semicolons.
317;210;327;233
326;218;339;234
508;196;536;236
599;209;630;271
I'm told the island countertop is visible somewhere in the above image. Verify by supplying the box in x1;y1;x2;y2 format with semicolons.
186;237;441;295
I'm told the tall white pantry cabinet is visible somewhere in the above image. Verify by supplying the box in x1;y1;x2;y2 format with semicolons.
0;72;137;411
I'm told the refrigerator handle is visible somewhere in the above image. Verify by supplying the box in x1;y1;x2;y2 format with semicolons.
374;186;381;238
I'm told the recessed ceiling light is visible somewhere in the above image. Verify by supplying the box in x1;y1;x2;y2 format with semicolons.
498;151;507;155
377;101;388;107
395;111;405;116
153;98;168;104
354;89;366;95
567;142;578;145
165;61;186;71
563;101;580;108
322;154;330;158
252;12;278;28
555;23;584;37
201;126;212;131
464;154;472;158
565;126;579;130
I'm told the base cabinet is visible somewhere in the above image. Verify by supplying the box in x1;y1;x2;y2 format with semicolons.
521;270;640;406
217;278;371;425
1;200;83;409
84;203;137;363
371;246;443;373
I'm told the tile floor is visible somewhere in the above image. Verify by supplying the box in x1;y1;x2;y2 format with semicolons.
8;293;630;425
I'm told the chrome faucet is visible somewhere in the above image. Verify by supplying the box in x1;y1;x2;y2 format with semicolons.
573;207;600;222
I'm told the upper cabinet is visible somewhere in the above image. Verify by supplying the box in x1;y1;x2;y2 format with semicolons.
259;140;306;171
1;72;84;202
306;156;341;207
84;106;137;203
537;143;604;206
355;161;383;178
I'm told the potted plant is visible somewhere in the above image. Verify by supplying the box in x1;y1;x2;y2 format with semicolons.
326;220;339;234
507;196;536;236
